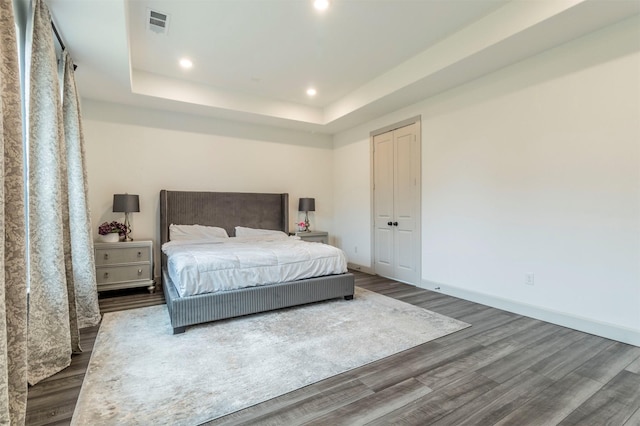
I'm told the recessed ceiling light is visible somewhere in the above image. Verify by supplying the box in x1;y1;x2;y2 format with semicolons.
306;88;317;96
313;0;329;11
179;58;193;69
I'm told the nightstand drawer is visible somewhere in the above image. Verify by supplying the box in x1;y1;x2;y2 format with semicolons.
96;264;151;285
301;235;327;243
95;246;151;266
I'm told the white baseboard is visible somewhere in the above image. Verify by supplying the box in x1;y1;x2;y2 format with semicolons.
347;263;375;275
421;279;640;347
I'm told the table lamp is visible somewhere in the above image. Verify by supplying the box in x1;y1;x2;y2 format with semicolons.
113;194;140;242
298;197;315;232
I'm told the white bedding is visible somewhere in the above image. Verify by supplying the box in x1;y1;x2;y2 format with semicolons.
162;236;348;297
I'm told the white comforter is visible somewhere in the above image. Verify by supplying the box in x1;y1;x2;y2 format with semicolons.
162;236;348;297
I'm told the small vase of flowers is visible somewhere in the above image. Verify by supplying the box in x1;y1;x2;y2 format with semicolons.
297;221;307;232
98;221;128;242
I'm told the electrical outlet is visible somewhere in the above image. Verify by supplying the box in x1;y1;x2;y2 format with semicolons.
525;273;535;286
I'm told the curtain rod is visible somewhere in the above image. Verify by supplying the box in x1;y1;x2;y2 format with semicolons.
51;21;77;70
51;21;65;51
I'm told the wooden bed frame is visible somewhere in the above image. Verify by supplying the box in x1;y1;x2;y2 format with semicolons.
160;190;355;334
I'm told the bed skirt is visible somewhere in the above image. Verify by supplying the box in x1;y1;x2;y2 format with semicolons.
162;269;355;334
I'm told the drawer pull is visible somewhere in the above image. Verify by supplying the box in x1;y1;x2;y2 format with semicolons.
104;253;109;260
137;251;142;258
103;272;109;279
138;269;143;275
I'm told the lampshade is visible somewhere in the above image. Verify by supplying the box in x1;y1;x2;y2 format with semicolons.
113;194;140;213
298;197;315;212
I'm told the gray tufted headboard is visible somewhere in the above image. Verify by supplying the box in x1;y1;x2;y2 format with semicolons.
160;190;289;244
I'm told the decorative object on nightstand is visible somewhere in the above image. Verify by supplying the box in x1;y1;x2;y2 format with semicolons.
97;221;127;242
94;240;155;292
99;233;119;243
113;193;139;242
298;197;315;232
296;230;328;244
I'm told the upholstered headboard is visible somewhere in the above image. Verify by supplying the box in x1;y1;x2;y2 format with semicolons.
159;190;289;246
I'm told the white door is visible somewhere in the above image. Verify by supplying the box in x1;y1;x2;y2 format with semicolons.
373;130;395;279
373;122;420;284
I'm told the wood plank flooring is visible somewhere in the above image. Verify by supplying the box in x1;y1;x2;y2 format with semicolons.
25;272;640;425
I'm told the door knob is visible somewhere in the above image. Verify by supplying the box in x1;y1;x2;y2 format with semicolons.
387;221;392;226
393;222;398;226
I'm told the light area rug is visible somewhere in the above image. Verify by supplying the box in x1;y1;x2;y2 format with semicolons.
72;287;469;425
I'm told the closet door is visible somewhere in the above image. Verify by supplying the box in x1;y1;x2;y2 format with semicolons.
373;130;395;278
373;122;420;284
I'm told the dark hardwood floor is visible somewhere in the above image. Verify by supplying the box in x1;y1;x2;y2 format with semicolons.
26;272;640;425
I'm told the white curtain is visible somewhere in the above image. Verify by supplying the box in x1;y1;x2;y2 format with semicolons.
27;0;100;385
0;0;28;422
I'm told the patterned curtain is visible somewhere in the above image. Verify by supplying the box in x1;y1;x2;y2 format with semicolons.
62;51;101;329
27;0;100;385
0;0;28;422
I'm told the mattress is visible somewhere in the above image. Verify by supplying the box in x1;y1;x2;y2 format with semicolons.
162;236;348;297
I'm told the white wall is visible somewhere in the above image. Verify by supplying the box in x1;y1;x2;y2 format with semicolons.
82;101;335;277
333;16;640;345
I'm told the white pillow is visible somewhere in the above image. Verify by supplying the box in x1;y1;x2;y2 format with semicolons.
234;226;288;239
170;224;229;241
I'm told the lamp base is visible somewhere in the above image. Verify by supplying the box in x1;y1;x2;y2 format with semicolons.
304;212;310;232
123;213;134;242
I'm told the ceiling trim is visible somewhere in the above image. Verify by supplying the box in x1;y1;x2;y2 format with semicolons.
124;0;639;133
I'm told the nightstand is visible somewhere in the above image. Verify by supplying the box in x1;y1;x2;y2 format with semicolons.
295;231;328;244
94;240;155;292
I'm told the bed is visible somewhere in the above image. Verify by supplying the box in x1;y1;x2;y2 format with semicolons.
160;190;355;334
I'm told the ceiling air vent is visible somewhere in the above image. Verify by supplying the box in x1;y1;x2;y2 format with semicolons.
147;9;170;35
